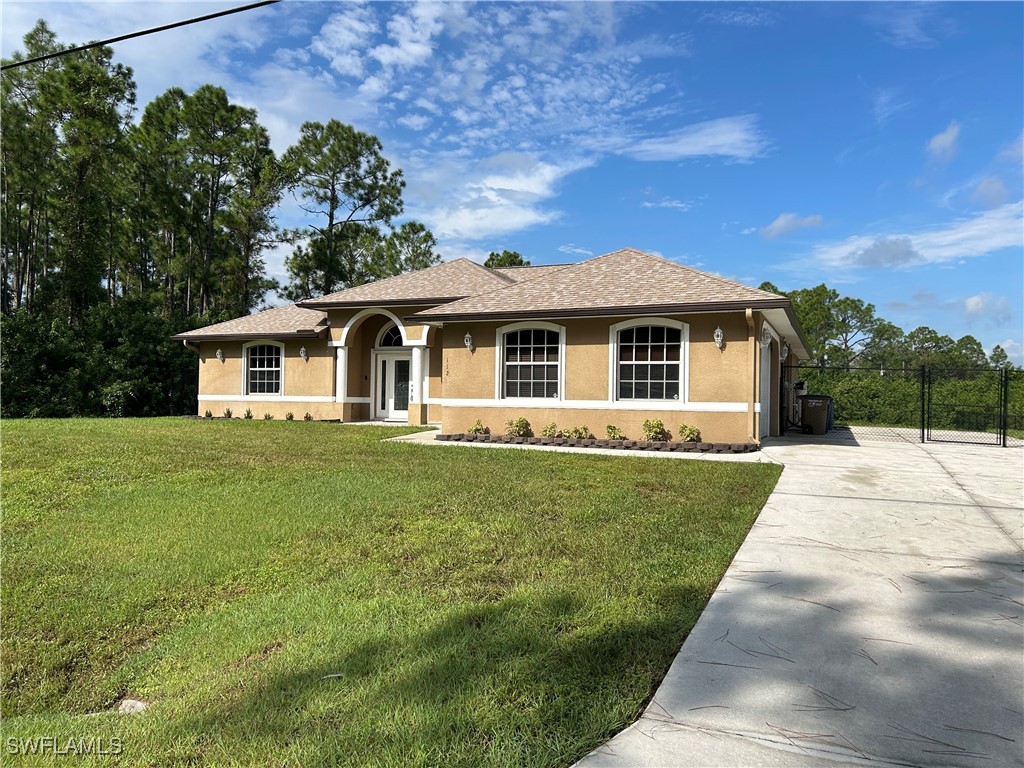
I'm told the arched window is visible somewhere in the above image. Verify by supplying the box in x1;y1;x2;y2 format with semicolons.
614;322;684;400
245;343;283;395
501;326;561;398
379;323;403;347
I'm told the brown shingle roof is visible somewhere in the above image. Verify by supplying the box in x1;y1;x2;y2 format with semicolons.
412;248;788;321
491;264;572;283
172;304;328;341
296;258;512;308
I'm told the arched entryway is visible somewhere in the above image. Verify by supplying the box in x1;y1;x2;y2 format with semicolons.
372;322;412;421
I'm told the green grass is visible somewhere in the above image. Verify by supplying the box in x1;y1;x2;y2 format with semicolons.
1;419;781;767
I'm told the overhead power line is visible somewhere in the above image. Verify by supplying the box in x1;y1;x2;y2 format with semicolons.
1;0;282;71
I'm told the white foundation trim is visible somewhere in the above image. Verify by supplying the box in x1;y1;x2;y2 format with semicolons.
200;394;336;403
424;398;758;413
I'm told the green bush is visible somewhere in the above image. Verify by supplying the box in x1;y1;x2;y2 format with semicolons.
605;425;626;440
678;424;701;442
504;417;532;437
303;412;313;422
223;408;233;419
642;418;670;441
285;412;294;421
263;413;274;421
563;425;594;440
203;410;213;419
467;419;490;435
539;422;560;438
243;409;253;420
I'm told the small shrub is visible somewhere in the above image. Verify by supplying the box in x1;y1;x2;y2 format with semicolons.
642;418;670;441
504;417;532;437
563;425;593;440
678;424;701;442
223;408;233;419
303;412;313;422
605;425;626;440
539;422;560;438
285;412;294;421
243;408;253;420
263;413;274;421
467;419;490;435
203;409;213;419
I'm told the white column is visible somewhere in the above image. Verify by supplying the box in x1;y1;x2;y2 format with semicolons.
335;346;348;402
410;346;424;404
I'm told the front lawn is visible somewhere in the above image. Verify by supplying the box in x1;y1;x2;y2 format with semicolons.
1;419;780;766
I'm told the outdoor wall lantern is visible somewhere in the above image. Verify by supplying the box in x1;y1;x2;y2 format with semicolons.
760;327;772;348
215;348;224;363
299;345;309;362
464;332;474;351
780;342;791;361
713;326;724;350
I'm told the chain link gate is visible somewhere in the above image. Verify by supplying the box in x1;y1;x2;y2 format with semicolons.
783;365;1022;447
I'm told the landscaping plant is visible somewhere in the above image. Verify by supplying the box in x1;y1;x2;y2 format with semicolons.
539;422;560;438
504;417;532;437
467;419;490;435
677;424;702;442
641;418;670;441
605;425;626;440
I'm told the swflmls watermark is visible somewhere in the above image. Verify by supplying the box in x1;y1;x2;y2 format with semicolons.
4;736;123;756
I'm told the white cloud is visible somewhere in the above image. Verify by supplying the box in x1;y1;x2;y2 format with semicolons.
999;131;1024;166
973;176;1009;208
641;197;692;212
761;212;823;239
702;8;776;27
809;201;1024;269
558;244;593;256
963;292;1012;325
311;4;378;78
872;88;913;126
927;121;960;162
626;115;768;162
370;2;445;69
865;5;946;48
397;114;431;131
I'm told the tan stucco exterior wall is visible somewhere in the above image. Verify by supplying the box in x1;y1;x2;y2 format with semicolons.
436;312;764;442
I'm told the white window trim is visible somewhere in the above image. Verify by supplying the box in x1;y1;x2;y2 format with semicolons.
608;317;689;404
494;321;566;402
241;340;285;398
424;397;757;412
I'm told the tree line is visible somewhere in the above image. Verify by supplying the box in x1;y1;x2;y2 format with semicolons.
1;22;439;417
759;282;1017;372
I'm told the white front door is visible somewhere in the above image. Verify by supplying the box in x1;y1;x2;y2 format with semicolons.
759;343;772;438
376;352;411;421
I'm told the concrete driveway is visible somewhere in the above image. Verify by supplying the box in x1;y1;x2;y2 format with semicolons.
575;438;1024;768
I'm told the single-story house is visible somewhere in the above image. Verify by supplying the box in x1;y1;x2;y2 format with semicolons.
173;248;809;443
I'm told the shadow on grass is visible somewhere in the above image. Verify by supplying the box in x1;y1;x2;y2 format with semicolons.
173;585;714;767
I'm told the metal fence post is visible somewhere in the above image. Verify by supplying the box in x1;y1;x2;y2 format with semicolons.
919;366;926;444
1001;368;1009;448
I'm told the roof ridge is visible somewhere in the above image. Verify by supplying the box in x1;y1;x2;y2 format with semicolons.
587;247;782;299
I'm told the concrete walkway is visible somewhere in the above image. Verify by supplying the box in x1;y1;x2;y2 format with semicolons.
575;438;1024;768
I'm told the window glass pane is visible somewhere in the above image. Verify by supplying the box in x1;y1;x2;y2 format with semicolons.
503;328;559;398
617;325;682;400
247;344;281;394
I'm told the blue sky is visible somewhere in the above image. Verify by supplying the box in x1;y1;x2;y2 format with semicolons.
3;2;1022;361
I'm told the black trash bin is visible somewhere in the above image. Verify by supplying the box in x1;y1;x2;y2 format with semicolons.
799;394;833;435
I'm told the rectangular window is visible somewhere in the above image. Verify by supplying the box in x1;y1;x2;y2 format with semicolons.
247;344;282;394
504;328;559;398
618;326;680;400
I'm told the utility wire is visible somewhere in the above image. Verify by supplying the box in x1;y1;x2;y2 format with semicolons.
1;0;282;71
